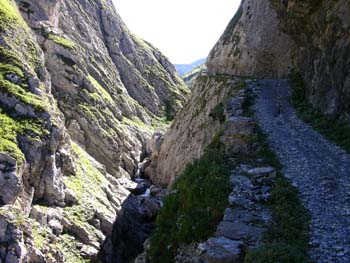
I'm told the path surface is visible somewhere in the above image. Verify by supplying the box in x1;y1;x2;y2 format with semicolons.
251;80;350;263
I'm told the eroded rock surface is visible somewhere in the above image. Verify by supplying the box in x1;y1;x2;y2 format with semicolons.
0;0;187;262
207;0;294;78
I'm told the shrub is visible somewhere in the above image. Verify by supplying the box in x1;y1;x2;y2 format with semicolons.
209;103;225;123
148;148;231;262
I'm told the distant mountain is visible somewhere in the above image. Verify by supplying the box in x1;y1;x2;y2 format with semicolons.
175;58;207;76
182;64;207;89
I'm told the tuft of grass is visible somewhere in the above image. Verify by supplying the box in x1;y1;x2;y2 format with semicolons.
63;143;116;234
289;71;350;152
87;74;113;103
0;0;26;31
209;103;225;123
48;34;75;49
148;145;231;263
0;109;47;165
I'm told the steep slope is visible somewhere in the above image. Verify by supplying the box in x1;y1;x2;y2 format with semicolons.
207;0;350;120
152;75;247;186
207;0;294;78
270;0;350;120
149;1;350;262
0;0;188;262
18;0;189;177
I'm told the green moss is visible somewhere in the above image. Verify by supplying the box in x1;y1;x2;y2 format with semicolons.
0;109;47;164
122;116;152;132
64;143;115;234
0;0;27;31
0;74;45;111
55;234;89;263
31;221;49;249
289;71;350;152
30;219;89;263
149;142;231;262
48;34;75;49
87;74;113;103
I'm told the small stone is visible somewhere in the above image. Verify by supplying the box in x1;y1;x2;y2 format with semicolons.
247;167;276;178
200;237;243;262
6;73;20;84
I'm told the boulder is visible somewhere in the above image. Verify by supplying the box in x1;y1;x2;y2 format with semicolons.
0;153;21;205
215;221;266;241
199;237;243;263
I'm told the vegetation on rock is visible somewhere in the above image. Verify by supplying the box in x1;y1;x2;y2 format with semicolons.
48;34;76;49
290;71;350;152
149;143;231;262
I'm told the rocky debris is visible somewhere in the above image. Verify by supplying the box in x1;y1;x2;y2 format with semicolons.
199;237;243;263
0;209;27;263
105;194;161;263
172;163;274;263
220;117;257;154
253;80;350;263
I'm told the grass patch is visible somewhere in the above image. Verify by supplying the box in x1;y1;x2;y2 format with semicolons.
0;74;45;111
290;71;350;152
122;116;152;132
87;74;113;103
48;34;75;49
0;0;26;31
63;143;116;237
148;143;231;262
0;109;47;164
209;103;225;123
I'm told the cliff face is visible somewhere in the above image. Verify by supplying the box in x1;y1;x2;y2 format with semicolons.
207;0;295;78
154;0;350;187
152;75;247;186
270;0;350;120
0;0;188;262
18;0;188;177
208;0;350;120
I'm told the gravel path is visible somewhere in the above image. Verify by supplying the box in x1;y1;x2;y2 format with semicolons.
251;80;350;263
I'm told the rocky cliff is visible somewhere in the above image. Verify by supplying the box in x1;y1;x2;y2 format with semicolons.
152;75;247;186
207;0;350;120
0;0;188;262
154;0;350;190
270;0;350;120
206;0;295;79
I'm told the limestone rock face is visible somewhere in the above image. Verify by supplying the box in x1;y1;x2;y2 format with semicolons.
207;0;295;78
0;0;187;262
17;0;188;177
270;0;350;120
208;0;350;120
154;76;248;186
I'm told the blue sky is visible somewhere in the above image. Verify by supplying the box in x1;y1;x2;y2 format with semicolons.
113;0;241;64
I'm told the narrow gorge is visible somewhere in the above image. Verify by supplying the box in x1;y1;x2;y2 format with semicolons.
0;0;349;263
